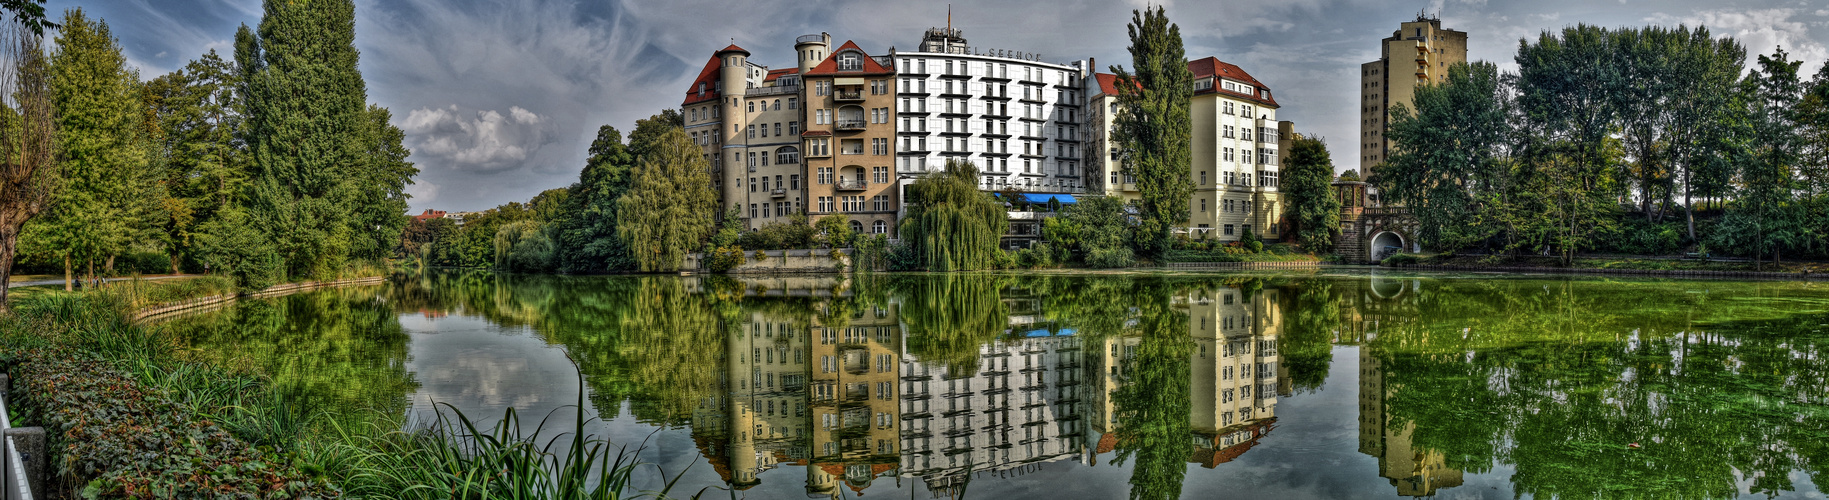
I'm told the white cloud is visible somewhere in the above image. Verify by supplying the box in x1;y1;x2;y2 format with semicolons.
1648;8;1829;74
401;105;557;174
407;180;439;205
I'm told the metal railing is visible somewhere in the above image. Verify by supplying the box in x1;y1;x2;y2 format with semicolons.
2;376;35;500
835;178;869;190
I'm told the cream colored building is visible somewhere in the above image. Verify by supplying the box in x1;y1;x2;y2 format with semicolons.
683;43;811;230
1090;58;1290;242
1359;15;1467;178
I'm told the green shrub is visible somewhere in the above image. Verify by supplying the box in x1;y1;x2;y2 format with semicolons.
705;246;746;273
1608;217;1683;255
2;347;336;499
1382;253;1424;266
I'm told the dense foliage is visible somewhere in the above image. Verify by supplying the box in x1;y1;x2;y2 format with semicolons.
1279;135;1340;250
899;160;1008;271
1110;7;1194;259
1042;195;1135;267
1381;25;1829;266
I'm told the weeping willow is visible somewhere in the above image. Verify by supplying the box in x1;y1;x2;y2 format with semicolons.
898;273;1011;375
900;160;1008;271
616;127;716;272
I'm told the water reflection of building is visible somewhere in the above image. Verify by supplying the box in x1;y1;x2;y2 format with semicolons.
808;303;904;497
1087;286;1282;469
1357;325;1463;495
695;311;814;490
897;324;1090;496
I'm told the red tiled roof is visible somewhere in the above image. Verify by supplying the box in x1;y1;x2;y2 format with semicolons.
1092;73;1138;97
1093;58;1280;109
717;43;750;55
764;68;797;82
1188;57;1279;108
803;40;893;76
682;54;723;106
801;130;831;136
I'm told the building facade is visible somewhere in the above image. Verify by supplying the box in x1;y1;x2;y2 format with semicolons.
890;27;1093;196
802;38;901;236
683;43;810;231
1359;15;1467;178
1090;58;1291;242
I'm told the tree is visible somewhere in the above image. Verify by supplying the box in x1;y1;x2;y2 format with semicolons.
1711;48;1808;268
616;126;715;272
29;9;156;289
1042;195;1134;268
144;50;246;274
1513;26;1629;264
1111;7;1193;260
0;0;54;36
813;213;855;249
899;160;1008;271
1279;135;1342;250
1380;62;1511;252
0;17;56;307
238;0;410;281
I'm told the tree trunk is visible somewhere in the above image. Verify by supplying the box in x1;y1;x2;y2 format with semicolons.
63;254;71;291
0;231;15;312
170;252;181;275
1684;180;1697;243
105;254;115;274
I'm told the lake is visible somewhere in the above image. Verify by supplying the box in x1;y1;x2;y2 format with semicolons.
153;270;1829;499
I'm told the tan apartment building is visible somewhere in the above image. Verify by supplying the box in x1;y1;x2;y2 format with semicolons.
1090;57;1290;242
801;39;900;237
1360;15;1467;179
683;43;809;230
807;303;903;495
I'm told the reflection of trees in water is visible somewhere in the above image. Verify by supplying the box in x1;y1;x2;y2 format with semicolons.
160;287;419;428
896;273;1013;375
1276;279;1338;394
1364;278;1829;499
1107;278;1194;500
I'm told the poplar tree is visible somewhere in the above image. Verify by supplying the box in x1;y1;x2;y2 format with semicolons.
240;0;363;280
1381;62;1511;252
1111;6;1193;259
616;126;715;272
1280;135;1342;250
145;51;244;274
30;9;155;289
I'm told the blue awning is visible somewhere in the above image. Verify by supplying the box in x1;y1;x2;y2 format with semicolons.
1019;193;1078;205
1023;328;1078;337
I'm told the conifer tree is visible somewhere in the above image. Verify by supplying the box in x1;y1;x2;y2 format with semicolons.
1111;7;1193;259
28;9;155;289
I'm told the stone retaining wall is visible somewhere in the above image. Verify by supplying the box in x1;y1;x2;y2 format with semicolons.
132;276;387;322
1164;261;1321;270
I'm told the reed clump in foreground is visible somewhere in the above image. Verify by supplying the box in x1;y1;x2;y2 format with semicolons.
0;292;702;499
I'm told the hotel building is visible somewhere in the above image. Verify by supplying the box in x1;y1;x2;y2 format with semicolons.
889;26;1093;195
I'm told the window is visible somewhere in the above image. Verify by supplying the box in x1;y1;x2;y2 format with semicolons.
749;204;757;218
788;97;797;109
790;174;800;190
777;147;800;165
873;220;887;234
872;138;888;155
774;123;781;136
772;99;780;110
747;101;754;113
789;121;799;135
1224;224;1235;236
1200;199;1207;212
838;52;862;71
746;125;755;139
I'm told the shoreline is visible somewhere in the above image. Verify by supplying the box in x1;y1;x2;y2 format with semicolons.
131;275;388;322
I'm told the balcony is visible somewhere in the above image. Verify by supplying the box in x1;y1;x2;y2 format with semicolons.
835;89;865;102
835;119;867;131
836;178;869;191
771;188;787;198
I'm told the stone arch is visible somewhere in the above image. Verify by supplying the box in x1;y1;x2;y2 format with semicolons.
1369;231;1405;262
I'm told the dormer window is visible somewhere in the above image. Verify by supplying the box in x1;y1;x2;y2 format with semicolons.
838;52;862;71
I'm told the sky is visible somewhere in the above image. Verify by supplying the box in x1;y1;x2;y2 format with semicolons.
50;0;1829;212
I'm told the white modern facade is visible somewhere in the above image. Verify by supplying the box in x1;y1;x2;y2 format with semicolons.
889;26;1093;195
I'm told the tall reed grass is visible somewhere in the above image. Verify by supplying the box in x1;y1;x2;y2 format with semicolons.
2;290;706;499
